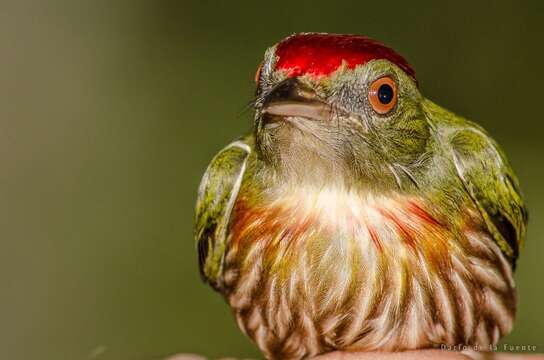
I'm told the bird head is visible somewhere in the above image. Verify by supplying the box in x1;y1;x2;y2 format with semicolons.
253;33;430;190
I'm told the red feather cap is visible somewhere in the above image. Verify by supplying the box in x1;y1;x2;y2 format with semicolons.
275;33;416;81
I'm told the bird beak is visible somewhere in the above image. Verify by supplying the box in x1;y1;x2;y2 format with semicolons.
261;78;333;122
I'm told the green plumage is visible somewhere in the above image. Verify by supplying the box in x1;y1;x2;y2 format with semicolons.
193;33;527;358
424;99;527;265
195;138;251;289
196;100;527;287
195;34;527;293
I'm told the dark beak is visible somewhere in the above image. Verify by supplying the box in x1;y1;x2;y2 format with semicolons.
261;78;332;122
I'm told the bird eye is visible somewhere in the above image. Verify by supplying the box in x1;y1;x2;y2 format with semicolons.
368;76;398;114
255;62;263;84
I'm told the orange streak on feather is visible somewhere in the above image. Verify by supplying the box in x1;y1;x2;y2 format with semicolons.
379;208;417;250
230;196;317;276
367;225;383;252
230;194;459;274
405;200;452;271
406;200;443;228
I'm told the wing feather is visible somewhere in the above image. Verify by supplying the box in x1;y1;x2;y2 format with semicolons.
450;126;527;266
195;138;252;289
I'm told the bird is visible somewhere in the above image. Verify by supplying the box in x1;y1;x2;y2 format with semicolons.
194;33;527;360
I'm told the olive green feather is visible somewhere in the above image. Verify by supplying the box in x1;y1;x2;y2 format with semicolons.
424;99;528;266
449;126;527;265
194;138;252;289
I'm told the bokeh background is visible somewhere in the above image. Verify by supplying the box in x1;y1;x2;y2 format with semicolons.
1;1;543;359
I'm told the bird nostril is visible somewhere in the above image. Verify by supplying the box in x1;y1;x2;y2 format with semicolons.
265;78;299;104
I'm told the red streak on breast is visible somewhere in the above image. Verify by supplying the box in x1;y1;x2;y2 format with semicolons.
230;196;314;253
407;200;443;228
275;33;416;80
379;208;417;250
231;197;277;243
230;192;464;277
367;225;383;252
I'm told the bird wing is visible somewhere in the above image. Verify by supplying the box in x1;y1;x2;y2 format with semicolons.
195;137;252;290
449;125;527;267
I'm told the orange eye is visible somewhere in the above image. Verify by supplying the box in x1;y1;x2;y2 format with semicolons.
368;76;398;115
255;62;263;84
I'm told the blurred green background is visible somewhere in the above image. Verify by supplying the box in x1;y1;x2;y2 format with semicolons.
1;1;543;359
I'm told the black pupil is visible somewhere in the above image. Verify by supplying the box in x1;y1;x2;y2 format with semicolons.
377;84;394;104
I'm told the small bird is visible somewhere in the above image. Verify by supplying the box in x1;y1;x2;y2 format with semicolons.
194;33;527;359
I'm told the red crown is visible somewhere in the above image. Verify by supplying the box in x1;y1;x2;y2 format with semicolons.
275;33;416;81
